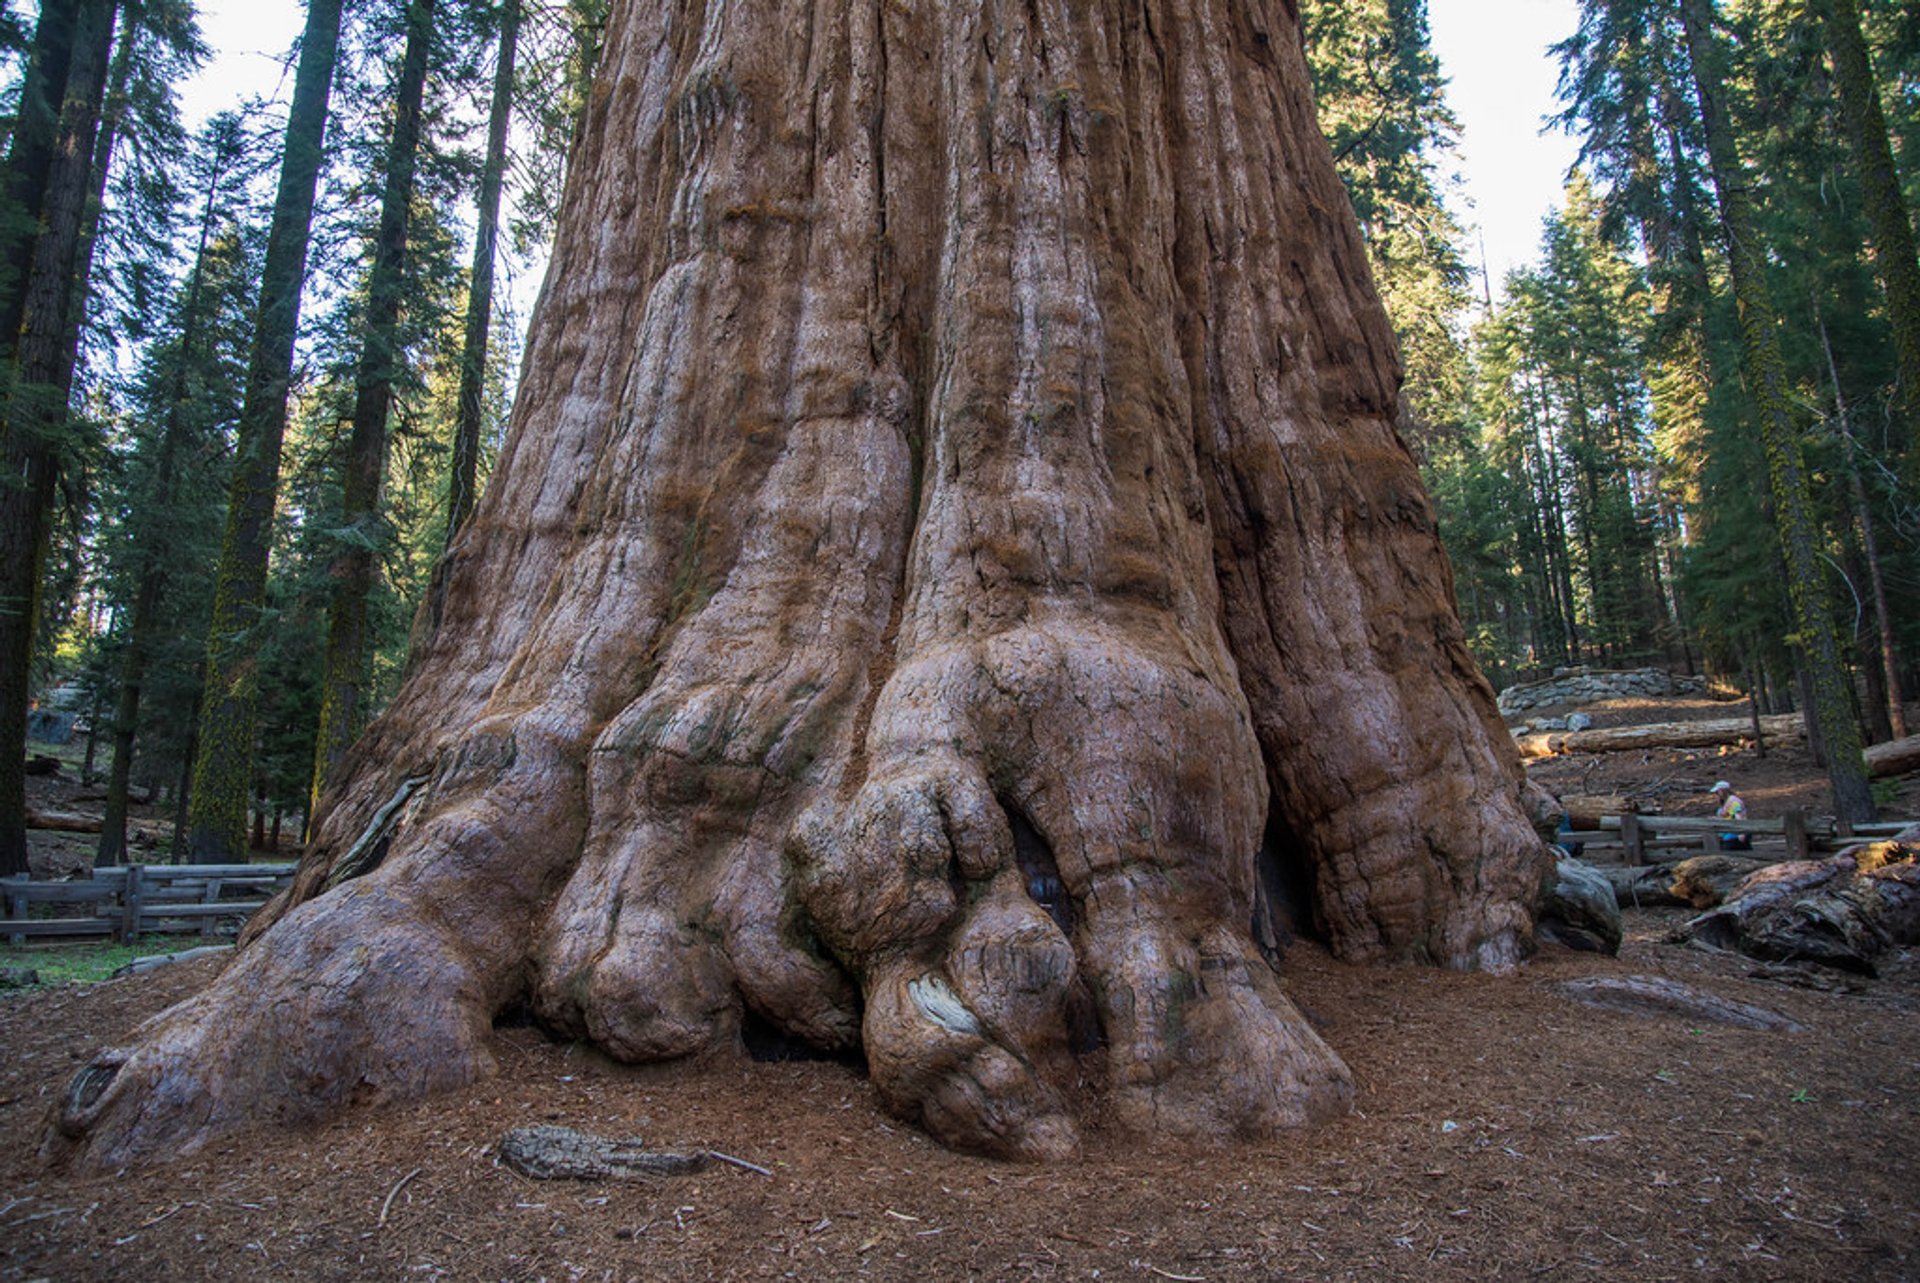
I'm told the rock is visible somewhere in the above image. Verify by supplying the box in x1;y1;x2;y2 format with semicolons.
1566;712;1593;731
1550;975;1804;1032
497;1125;712;1181
1495;667;1711;717
1537;858;1622;955
1;967;42;989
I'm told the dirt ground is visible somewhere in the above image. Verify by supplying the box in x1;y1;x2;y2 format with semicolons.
1520;693;1920;822
4;702;1918;1281
4;916;1917;1281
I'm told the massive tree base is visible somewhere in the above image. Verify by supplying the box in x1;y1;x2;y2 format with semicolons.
47;0;1546;1171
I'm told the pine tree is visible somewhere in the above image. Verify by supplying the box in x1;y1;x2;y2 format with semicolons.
1302;0;1473;443
444;0;519;548
0;0;118;877
309;0;440;810
1820;0;1920;482
1677;0;1876;821
96;114;256;865
187;0;347;862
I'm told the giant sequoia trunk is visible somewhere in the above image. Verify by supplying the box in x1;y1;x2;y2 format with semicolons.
51;0;1546;1170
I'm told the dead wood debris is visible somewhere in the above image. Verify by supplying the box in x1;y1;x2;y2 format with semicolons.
497;1125;714;1181
1548;975;1805;1032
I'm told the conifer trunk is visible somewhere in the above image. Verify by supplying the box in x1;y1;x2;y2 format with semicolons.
1819;0;1920;480
0;0;117;878
309;0;437;809
445;0;521;549
52;0;1548;1171
1677;0;1876;823
98;147;238;867
185;0;346;861
0;0;80;354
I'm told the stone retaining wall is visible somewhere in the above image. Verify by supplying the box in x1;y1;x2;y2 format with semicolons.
1496;666;1707;717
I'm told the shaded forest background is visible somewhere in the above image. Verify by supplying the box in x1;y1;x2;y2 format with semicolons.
2;0;1918;870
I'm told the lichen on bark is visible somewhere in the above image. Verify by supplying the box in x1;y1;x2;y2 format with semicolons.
49;0;1548;1170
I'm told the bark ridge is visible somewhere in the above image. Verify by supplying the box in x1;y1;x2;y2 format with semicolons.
49;0;1547;1169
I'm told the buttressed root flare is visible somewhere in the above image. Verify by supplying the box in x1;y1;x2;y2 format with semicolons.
47;0;1547;1172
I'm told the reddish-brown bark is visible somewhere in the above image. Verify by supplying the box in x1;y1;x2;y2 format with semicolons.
50;0;1547;1170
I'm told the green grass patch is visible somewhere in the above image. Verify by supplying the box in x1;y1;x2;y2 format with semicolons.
0;938;171;986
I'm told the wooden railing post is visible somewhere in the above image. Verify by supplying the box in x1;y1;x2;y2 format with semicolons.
117;864;145;944
5;881;24;947
1784;810;1810;862
1621;813;1644;868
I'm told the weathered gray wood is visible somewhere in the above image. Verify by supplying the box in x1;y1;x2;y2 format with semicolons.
1669;855;1770;909
2;917;117;938
116;865;145;943
3;864;291;943
1595;863;1693;908
113;944;233;977
1784;810;1810;861
135;900;267;920
90;863;297;881
1536;859;1622;954
497;1126;713;1181
1686;845;1920;974
0;881;119;902
1621;813;1644;868
1550;975;1805;1032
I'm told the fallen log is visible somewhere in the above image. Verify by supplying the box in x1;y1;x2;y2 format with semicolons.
26;811;103;834
112;945;234;978
497;1126;713;1180
1595;863;1693;909
1685;843;1920;975
1668;855;1771;909
1550;975;1804;1033
1516;713;1804;759
1865;734;1920;779
1559;793;1631;830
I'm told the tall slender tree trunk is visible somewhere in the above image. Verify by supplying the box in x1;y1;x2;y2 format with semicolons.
0;0;117;879
444;0;522;553
1817;309;1907;740
54;0;1547;1173
186;0;346;862
1819;0;1920;477
0;0;81;355
309;0;437;812
98;149;237;867
1677;0;1876;822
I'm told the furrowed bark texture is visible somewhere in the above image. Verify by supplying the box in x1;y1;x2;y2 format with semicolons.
51;0;1545;1170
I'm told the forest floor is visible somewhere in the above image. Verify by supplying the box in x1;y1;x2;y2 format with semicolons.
1519;691;1920;820
2;696;1917;1281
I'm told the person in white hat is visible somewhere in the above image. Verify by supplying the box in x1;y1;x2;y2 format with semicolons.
1710;780;1750;851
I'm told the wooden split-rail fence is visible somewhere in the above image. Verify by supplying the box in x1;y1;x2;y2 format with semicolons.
1568;813;1910;867
2;863;297;946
